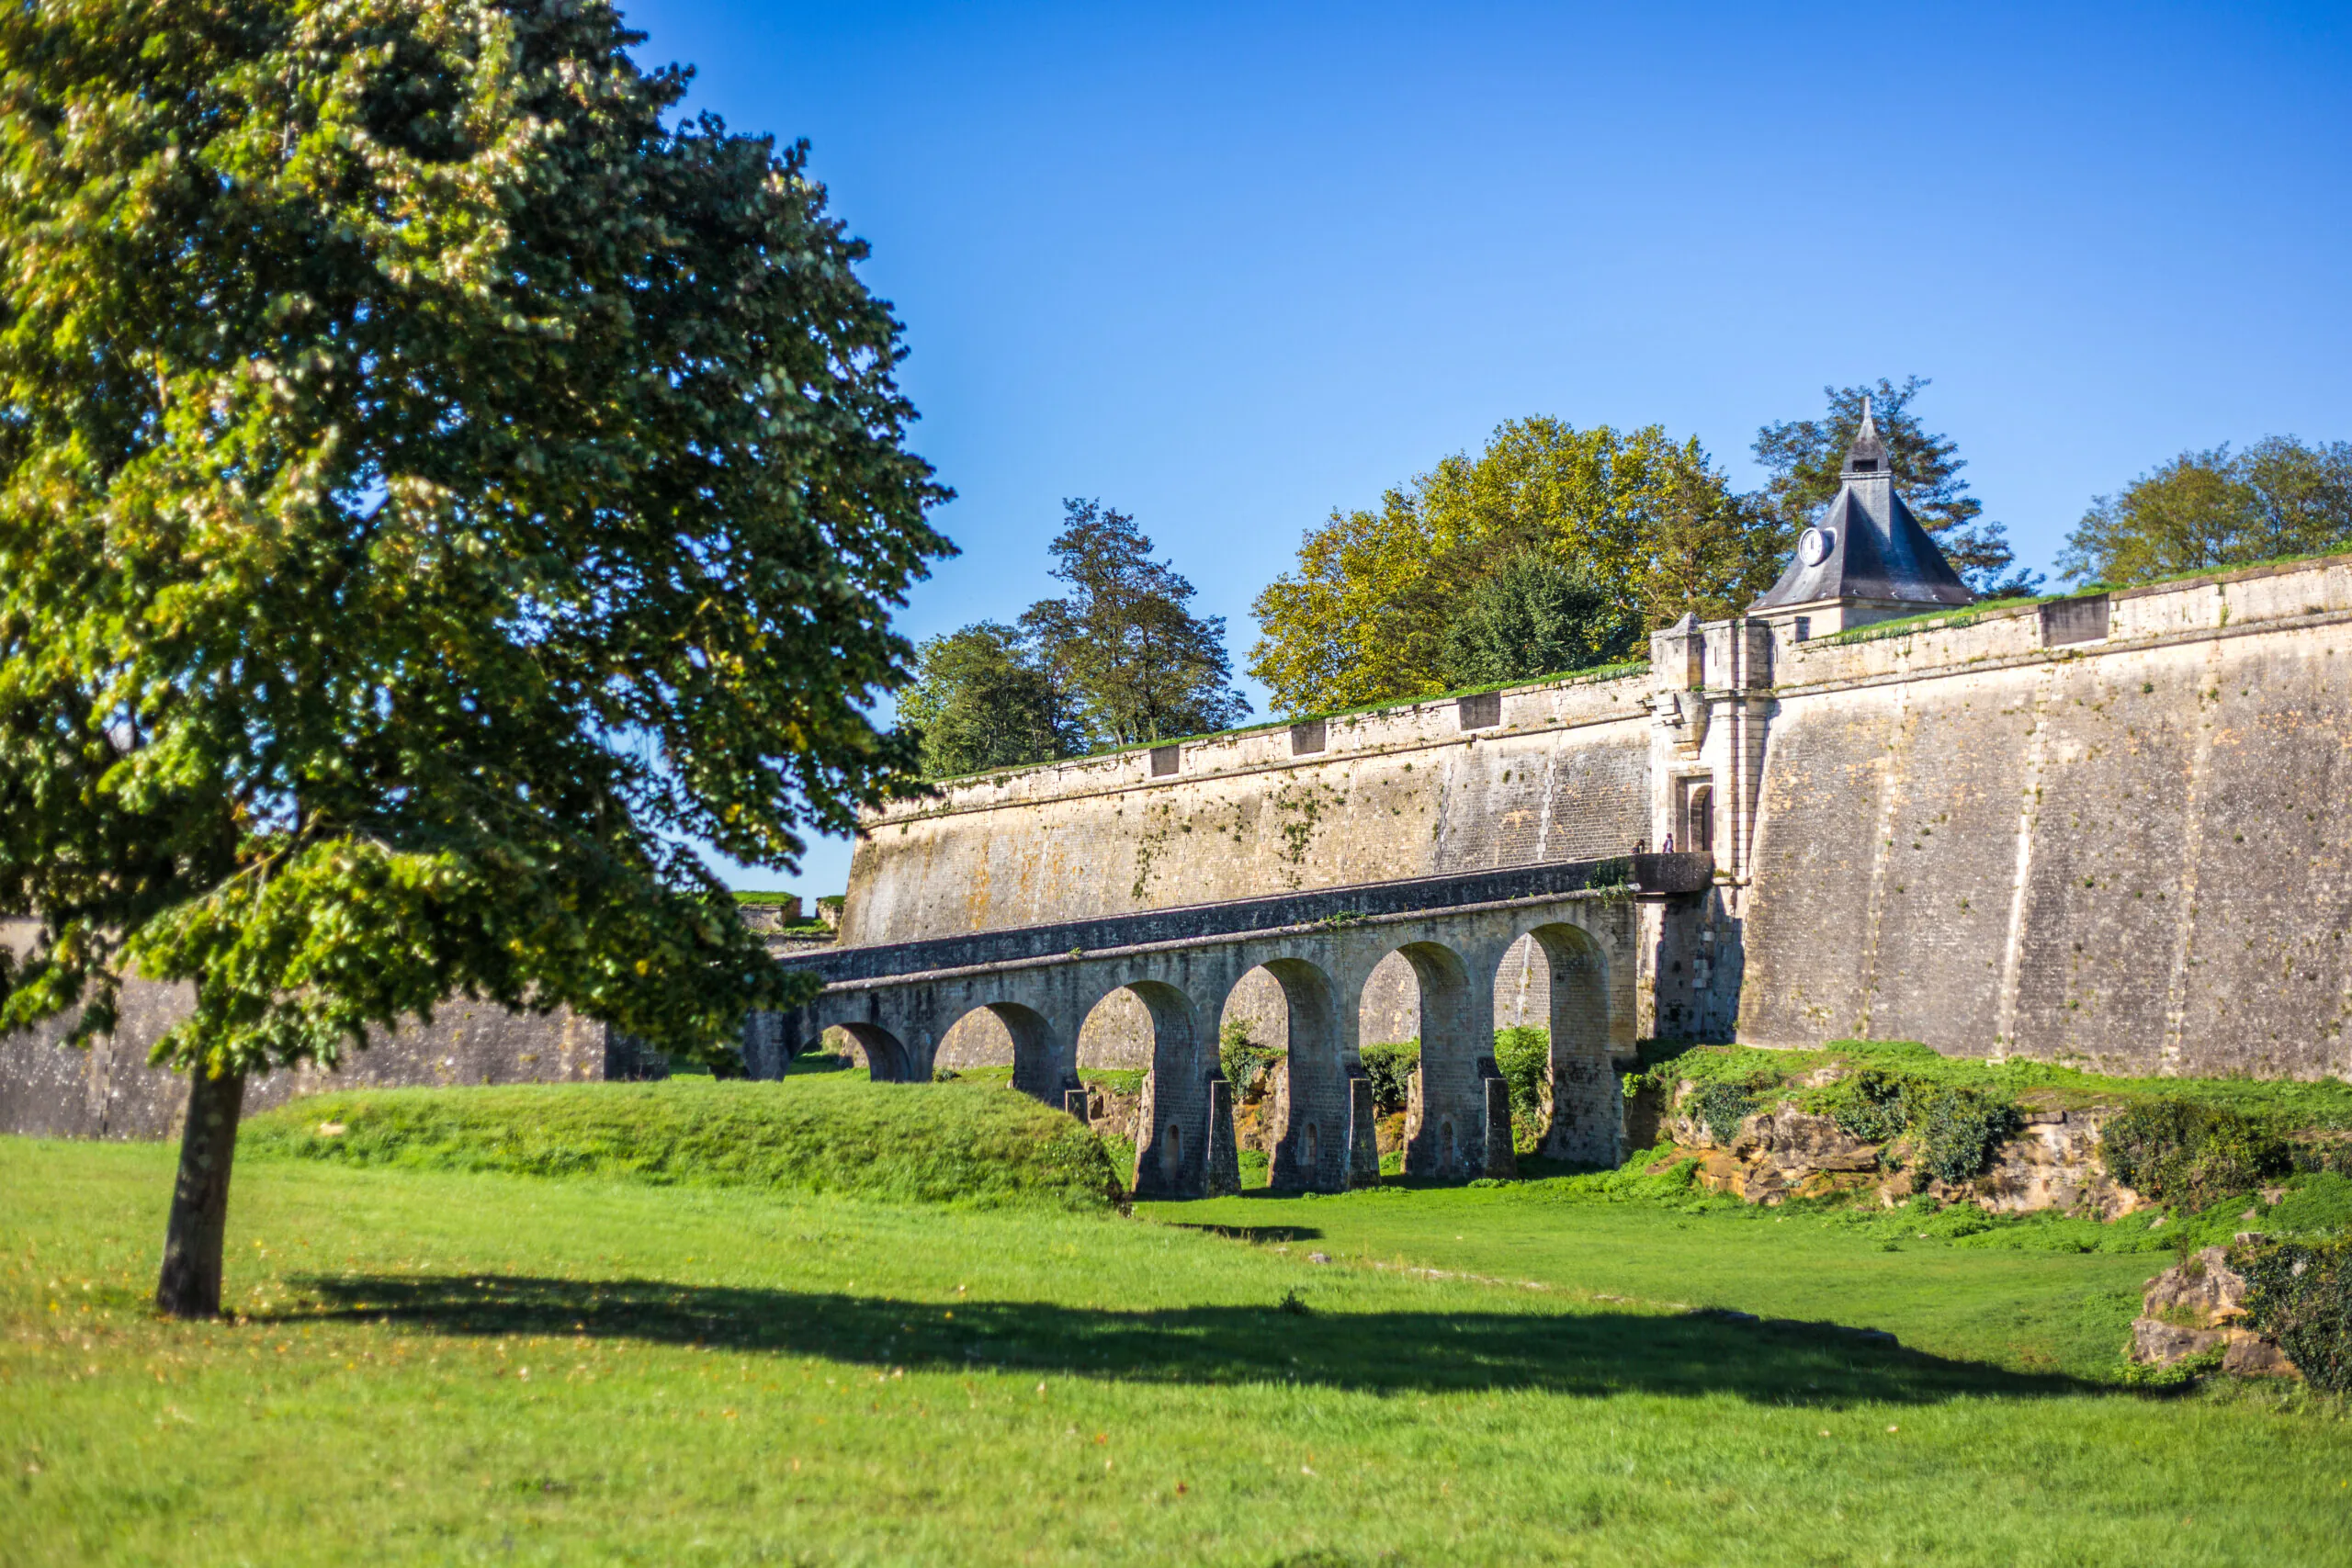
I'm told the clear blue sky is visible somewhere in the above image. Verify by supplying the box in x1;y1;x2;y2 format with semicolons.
628;1;2352;898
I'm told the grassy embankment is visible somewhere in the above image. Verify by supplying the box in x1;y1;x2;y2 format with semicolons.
1634;1037;2352;1129
247;1070;1124;1213
7;1069;2352;1565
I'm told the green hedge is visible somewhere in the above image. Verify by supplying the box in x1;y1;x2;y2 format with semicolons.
1689;1080;1761;1145
1217;1020;1283;1101
1492;1027;1551;1140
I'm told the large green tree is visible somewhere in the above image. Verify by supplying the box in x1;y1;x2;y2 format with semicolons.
1021;500;1250;748
1249;420;1781;715
1437;549;1641;689
2058;437;2352;586
0;0;949;1315
1753;376;2039;596
898;622;1080;779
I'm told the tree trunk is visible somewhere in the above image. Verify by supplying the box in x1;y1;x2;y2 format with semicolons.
154;1066;247;1319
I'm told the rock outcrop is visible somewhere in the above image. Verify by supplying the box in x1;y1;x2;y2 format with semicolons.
1656;1079;2147;1218
1682;1109;1882;1201
1933;1111;2142;1221
2125;1245;2299;1379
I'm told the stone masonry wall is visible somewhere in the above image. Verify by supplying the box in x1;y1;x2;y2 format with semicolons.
855;552;2352;1083
844;672;1655;946
1739;563;2352;1077
0;919;661;1139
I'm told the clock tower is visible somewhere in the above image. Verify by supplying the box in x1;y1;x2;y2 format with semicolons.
1746;398;1973;638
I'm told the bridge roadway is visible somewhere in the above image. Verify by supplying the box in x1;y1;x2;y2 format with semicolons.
748;852;1713;1199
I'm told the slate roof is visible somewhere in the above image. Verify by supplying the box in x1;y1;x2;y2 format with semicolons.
1749;400;1973;613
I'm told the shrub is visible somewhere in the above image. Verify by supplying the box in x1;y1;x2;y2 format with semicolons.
1903;1082;2020;1185
1815;1070;2018;1182
1688;1081;1760;1145
2100;1100;2290;1207
1359;1042;1420;1116
1492;1027;1551;1128
1823;1069;1907;1144
1218;1020;1282;1100
2237;1239;2352;1393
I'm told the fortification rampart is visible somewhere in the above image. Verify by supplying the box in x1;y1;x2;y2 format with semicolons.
844;668;1656;945
841;552;2352;1081
9;552;2350;1143
0;921;663;1139
1738;555;2352;1077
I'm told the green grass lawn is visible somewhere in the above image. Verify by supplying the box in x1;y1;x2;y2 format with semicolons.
6;1127;2352;1567
1149;1184;2167;1379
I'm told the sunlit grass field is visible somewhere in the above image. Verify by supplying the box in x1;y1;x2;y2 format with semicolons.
5;1101;2351;1565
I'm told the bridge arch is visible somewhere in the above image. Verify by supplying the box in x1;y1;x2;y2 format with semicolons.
935;1002;1069;1102
834;1021;917;1084
1235;957;1347;1194
1520;920;1620;1165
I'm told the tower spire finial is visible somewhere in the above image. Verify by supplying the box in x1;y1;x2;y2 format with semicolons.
1844;392;1888;476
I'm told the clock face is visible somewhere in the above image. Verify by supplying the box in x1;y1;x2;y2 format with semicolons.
1798;526;1834;567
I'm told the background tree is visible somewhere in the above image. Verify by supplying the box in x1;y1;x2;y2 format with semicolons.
2058;437;2352;586
1021;500;1250;748
1249;420;1779;715
1753;376;2040;596
897;623;1080;778
0;0;949;1316
1437;549;1643;688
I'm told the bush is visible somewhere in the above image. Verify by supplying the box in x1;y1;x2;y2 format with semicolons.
1218;1020;1282;1100
1491;1027;1554;1156
1359;1042;1419;1116
1492;1027;1551;1129
1824;1069;1907;1144
1902;1083;2018;1185
1815;1069;2017;1183
2237;1239;2352;1393
1688;1080;1760;1145
2100;1100;2290;1207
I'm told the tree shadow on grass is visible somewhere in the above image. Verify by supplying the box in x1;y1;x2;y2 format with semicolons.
289;1272;2113;1408
1163;1224;1325;1244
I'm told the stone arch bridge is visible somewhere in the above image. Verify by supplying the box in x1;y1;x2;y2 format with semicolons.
748;854;1714;1199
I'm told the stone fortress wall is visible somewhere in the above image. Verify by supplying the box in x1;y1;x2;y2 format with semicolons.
0;897;821;1143
858;551;2352;1082
1741;554;2352;1077
865;665;1669;1069
0;933;660;1141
